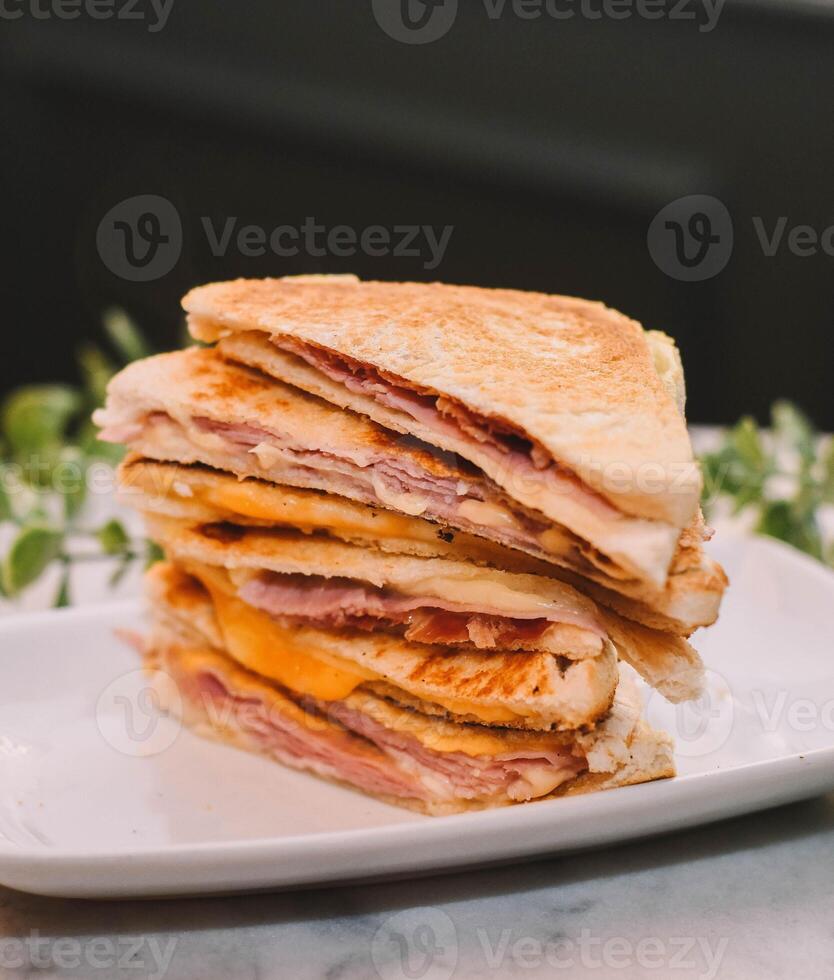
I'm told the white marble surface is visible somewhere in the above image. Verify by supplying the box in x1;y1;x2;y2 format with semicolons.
1;792;833;978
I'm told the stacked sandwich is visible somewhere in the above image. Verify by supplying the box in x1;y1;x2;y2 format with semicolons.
95;275;727;814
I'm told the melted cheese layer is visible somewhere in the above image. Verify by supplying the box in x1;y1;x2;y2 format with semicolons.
168;640;566;758
193;566;374;701
181;476;441;542
185;563;530;731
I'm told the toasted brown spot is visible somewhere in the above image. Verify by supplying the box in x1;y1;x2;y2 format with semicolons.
199;522;247;544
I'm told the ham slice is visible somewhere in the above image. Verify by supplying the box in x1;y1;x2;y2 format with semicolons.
276;337;622;522
238;572;604;635
180;656;587;807
404;611;550;649
238;574;556;649
104;407;668;587
190;670;420;801
323;698;586;803
133;412;620;578
230;335;684;585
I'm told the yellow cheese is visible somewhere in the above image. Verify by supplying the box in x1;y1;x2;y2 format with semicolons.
408;727;511;755
212;588;372;700
173;640;547;756
171;642;556;757
191;568;371;701
185;562;531;734
207;482;290;522
427;696;523;725
374;706;531;755
184;478;431;542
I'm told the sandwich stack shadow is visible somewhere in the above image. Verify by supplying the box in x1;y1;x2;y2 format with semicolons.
95;275;727;814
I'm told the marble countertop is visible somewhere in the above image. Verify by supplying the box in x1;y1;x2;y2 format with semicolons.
1;792;832;979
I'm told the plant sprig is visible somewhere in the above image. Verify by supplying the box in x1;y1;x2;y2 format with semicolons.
0;308;158;607
701;401;834;565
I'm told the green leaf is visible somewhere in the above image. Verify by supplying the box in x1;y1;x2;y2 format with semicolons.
145;540;164;569
755;500;823;560
789;519;823;560
706;449;766;510
701;449;742;499
54;564;71;608
20;444;66;490
793;474;821;522
699;415;776;519
52;446;88;521
755;500;793;541
97;518;130;555
729;417;766;470
77;343;116;408
63;478;87;521
1;524;64;596
1;385;83;455
700;452;726;505
771;400;816;464
15;494;49;526
0;472;11;523
730;481;765;515
3;476;41;524
103;308;152;364
820;437;834;504
109;554;133;589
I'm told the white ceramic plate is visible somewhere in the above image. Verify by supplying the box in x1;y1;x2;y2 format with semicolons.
1;532;834;899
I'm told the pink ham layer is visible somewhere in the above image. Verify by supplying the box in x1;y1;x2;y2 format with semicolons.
98;413;596;571
238;572;603;636
182;662;587;807
277;336;621;520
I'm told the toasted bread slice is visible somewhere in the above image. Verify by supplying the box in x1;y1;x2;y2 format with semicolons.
147;623;674;815
147;561;619;732
184;276;699;528
143;512;704;703
96;351;724;625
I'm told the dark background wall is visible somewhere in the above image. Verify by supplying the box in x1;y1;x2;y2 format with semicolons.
1;0;833;426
